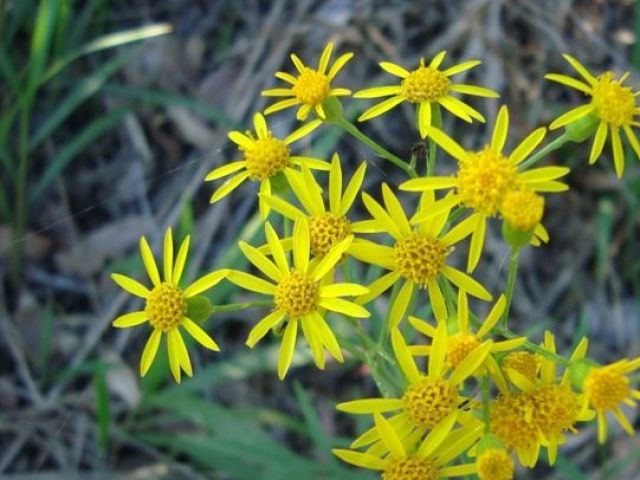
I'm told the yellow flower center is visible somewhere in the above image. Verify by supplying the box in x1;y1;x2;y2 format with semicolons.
476;448;514;480
293;68;330;106
591;72;636;127
243;136;290;181
402;377;458;428
309;213;351;255
584;366;630;411
457;147;517;216
393;234;448;288
275;270;319;318
490;392;539;450
502;352;539;382
447;333;481;368
500;189;544;232
401;62;451;103
145;282;187;332
383;457;438;480
531;384;581;438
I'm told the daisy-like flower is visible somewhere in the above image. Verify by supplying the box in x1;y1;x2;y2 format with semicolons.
337;326;491;453
400;106;569;272
490;332;593;467
350;184;492;326
499;188;548;247
260;154;380;256
262;42;353;120
582;356;640;443
475;448;515;480
333;411;481;480
408;290;524;392
205;113;328;217
354;51;498;138
227;217;370;379
111;228;228;383
545;54;640;177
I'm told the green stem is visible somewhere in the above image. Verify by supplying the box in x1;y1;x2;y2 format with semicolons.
518;131;571;170
502;248;520;327
334;116;416;177
211;300;273;313
12;98;32;286
480;375;491;431
426;104;441;176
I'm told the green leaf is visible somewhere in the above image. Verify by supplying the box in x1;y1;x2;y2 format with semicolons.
28;0;59;92
32;108;129;201
30;51;134;150
42;23;172;83
293;381;337;464
93;362;111;452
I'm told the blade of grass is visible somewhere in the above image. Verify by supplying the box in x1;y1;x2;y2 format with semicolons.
42;22;173;83
293;381;337;464
29;51;134;150
103;83;239;130
94;362;111;452
31;108;129;201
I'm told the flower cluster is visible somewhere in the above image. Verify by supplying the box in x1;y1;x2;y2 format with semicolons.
110;42;640;477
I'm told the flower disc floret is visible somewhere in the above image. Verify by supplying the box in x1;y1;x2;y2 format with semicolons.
293;68;331;106
402;377;457;428
383;457;437;480
274;270;319;318
401;62;451;103
476;448;514;480
393;234;448;287
503;352;539;381
309;213;351;255
532;384;581;437
591;72;636;127
243;136;290;181
490;392;539;450
457;147;517;216
584;367;630;411
500;189;544;232
145;282;187;332
447;333;481;368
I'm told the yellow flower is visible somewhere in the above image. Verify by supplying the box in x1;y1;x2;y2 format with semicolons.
260;154;379;256
501;351;540;383
262;42;353;120
582;357;640;443
354;52;498;138
476;448;514;480
545;54;640;177
227;217;370;379
111;228;228;383
336;327;490;453
408;290;525;392
205;113;329;217
333;411;481;480
350;184;492;326
401;106;568;272
491;332;593;467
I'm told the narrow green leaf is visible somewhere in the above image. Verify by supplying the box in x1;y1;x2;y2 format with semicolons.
29;51;134;150
93;363;111;452
28;0;59;91
293;381;336;464
32;108;128;201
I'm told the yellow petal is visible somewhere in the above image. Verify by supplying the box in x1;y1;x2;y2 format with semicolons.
336;398;404;414
113;311;147;328
329;154;342;214
327;52;354;80
443;60;481;76
379;61;410;78
520;166;570;182
318;42;333;74
511;127;547;165
140;236;161;286
382;183;412;236
391;328;421;383
246;310;286;348
320;283;369;298
278;319;298;379
467;214;486;272
227;270;276;295
544;73;592;94
417;411;458;456
205;161;246;181
442;266;492;300
318;298;370;318
171;328;192;377
183;269;229;298
111;273;150;298
449;340;493;385
477;294;506;337
549;104;593;130
182;317;220;351
293;217;310;274
210;172;250;202
354;85;402;98
311;311;343;363
331;449;386;470
562;54;597;86
265;222;290;272
400;176;457;192
361;192;403;240
491;106;510;152
418;101;432;138
423;127;469;162
427;278;447;323
357;96;404;122
162;228;173;283
430;50;447;69
167;329;182;383
388;280;414;329
140;329;162;376
356;270;401;304
228;131;253;149
339;162;367;216
173;235;190;285
284;119;322;145
374;413;406;458
611;125;625;178
239;241;282;282
428;321;448;378
449;83;500;98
